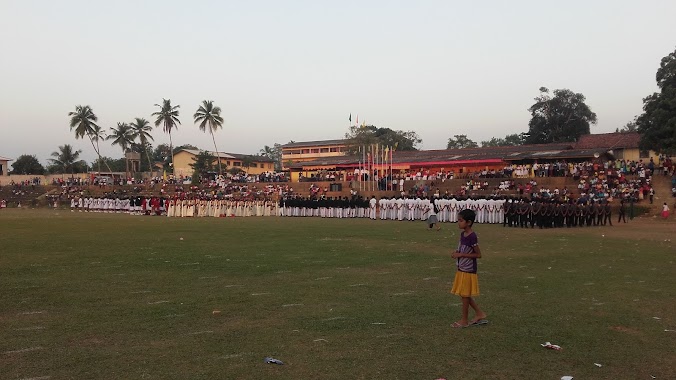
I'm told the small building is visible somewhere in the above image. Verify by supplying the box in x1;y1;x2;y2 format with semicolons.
281;139;347;170
173;149;275;177
0;156;11;176
573;132;655;161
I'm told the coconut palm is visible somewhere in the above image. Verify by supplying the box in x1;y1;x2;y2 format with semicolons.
68;105;107;171
49;144;83;175
130;117;154;172
89;124;113;174
107;122;135;155
193;100;225;175
152;99;181;175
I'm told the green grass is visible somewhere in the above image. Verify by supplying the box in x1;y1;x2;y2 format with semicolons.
1;210;674;379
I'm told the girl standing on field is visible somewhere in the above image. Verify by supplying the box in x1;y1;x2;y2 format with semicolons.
662;202;670;219
451;209;488;328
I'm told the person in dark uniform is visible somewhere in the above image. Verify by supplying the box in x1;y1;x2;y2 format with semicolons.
618;199;627;223
595;200;604;226
602;199;613;226
503;199;511;227
585;201;594;227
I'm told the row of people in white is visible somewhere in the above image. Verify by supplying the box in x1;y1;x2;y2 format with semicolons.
69;197;139;213
374;197;506;223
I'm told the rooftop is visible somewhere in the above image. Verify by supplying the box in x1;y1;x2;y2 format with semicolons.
574;132;640;150
281;139;347;148
177;149;274;162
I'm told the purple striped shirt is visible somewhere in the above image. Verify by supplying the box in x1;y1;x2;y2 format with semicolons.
456;232;478;273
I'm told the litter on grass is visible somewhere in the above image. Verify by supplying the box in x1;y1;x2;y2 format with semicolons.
561;376;573;380
594;363;602;367
541;342;562;351
264;357;284;365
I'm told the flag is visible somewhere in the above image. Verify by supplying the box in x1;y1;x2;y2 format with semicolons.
349;113;352;123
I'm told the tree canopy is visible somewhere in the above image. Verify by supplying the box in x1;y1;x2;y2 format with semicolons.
194;100;225;174
11;154;45;175
260;144;283;171
637;47;676;154
480;133;526;147
525;87;597;144
48;144;87;174
446;134;478;149
344;125;421;154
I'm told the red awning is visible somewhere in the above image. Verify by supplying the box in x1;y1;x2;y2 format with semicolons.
408;159;505;167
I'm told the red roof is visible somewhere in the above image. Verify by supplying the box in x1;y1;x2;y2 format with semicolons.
574;132;640;150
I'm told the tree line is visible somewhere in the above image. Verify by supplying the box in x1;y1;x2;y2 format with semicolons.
9;46;676;176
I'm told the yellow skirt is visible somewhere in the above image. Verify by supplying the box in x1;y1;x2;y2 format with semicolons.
451;271;480;297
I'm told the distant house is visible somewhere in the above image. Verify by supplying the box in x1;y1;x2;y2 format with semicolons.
573;132;654;161
172;149;275;177
0;156;11;176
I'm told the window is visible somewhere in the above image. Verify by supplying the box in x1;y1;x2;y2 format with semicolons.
320;148;329;153
302;149;310;154
639;150;649;158
251;163;257;168
234;161;241;166
311;149;320;153
330;147;339;152
226;161;230;166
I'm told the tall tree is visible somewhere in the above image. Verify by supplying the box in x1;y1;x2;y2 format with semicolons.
616;117;639;133
49;144;84;175
11;154;45;175
344;125;421;154
68;105;107;172
189;150;216;177
447;134;478;149
637;47;676;154
504;133;526;146
130;117;154;172
152;99;181;175
193;100;225;175
525;87;597;144
260;144;283;171
107;122;135;155
481;133;526;147
89;124;113;173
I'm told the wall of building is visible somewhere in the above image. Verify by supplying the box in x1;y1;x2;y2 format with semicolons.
173;151;274;177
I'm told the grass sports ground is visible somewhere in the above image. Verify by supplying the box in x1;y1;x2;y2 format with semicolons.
1;209;674;379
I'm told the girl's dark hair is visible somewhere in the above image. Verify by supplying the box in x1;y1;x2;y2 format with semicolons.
458;209;476;223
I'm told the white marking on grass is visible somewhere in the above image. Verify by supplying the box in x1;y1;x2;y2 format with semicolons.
312;260;326;263
391;262;403;265
371;322;386;325
276;270;291;274
429;266;441;269
188;330;214;335
225;284;244;288
220;354;243;359
3;346;44;354
313;338;328;342
251;292;271;296
19;377;51;380
652;317;661;320
14;326;45;331
148;300;169;305
422;277;438;281
336;267;350;270
322;317;345;321
19;311;45;315
348;283;366;287
376;333;401;338
314;277;332;281
665;329;675;332
180;262;200;266
282;304;303;307
199;276;218;279
527;276;536;279
378;271;392;275
131;290;152;294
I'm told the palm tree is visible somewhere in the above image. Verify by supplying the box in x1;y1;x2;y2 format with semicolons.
49;144;83;175
130;117;154;172
193;100;224;175
152;99;181;175
107;122;135;155
259;145;274;159
89;124;113;174
68;105;107;172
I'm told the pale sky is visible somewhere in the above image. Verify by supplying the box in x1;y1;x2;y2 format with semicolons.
1;0;675;165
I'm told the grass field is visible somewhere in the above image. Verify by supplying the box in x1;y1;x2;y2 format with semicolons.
1;210;674;380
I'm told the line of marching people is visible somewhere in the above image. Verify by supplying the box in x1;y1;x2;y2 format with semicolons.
166;198;279;217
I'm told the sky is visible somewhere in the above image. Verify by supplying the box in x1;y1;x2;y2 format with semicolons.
1;0;675;165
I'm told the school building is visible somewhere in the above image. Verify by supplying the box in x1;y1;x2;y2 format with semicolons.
0;156;11;177
280;139;347;170
284;132;658;181
173;149;275;177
